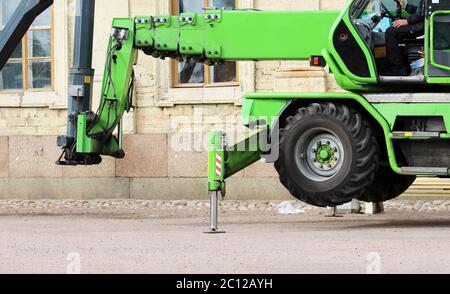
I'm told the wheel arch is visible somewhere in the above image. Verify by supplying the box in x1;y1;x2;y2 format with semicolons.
278;98;385;139
255;94;399;172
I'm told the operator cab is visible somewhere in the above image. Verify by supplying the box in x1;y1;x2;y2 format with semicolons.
352;0;425;80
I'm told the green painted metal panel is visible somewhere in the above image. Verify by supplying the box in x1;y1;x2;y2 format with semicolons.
372;103;450;132
203;10;339;60
76;114;104;154
321;49;369;91
76;114;90;153
154;14;180;51
179;13;206;55
242;98;287;127
135;16;154;47
208;131;225;191
224;128;268;177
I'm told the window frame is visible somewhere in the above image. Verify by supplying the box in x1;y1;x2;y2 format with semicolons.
171;0;239;88
0;4;54;92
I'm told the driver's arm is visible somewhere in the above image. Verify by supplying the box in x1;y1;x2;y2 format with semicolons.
407;1;424;25
393;0;423;28
407;11;421;25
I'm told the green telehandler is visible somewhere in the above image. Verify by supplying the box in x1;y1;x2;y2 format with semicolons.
56;0;450;213
3;1;449;225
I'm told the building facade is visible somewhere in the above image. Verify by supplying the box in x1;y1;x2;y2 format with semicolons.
0;0;445;200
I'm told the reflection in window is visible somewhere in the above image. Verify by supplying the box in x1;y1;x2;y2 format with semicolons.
1;61;23;89
0;0;52;90
211;0;235;9
210;62;237;83
29;60;51;89
433;15;450;68
179;59;204;84
174;0;238;86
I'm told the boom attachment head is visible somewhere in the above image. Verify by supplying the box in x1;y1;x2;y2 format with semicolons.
57;18;137;166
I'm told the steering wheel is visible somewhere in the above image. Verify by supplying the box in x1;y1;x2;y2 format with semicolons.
378;0;401;21
363;0;404;32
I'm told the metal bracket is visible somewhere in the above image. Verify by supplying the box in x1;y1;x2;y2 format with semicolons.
154;14;171;27
179;13;196;25
69;85;84;97
205;45;222;59
135;17;152;25
135;16;154;48
204;10;223;23
180;41;203;55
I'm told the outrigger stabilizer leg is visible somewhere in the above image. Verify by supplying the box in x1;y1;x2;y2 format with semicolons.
206;128;270;233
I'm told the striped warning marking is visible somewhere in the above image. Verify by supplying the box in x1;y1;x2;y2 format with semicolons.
216;154;222;177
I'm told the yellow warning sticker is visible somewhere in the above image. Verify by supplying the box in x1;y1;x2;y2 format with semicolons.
84;76;92;84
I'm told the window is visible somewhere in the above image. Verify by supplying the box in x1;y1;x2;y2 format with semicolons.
432;14;450;69
172;0;238;87
355;0;397;21
0;0;53;90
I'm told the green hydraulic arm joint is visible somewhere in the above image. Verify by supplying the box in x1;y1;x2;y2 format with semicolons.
75;18;138;159
208;128;269;194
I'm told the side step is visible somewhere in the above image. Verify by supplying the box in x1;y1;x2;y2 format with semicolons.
401;167;450;176
379;75;425;83
392;131;441;139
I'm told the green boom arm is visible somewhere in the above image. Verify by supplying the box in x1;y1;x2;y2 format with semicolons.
144;10;338;61
74;9;338;161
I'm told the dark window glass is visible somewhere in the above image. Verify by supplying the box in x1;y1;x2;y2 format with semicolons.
175;0;237;85
28;60;51;89
0;1;52;90
28;30;51;58
433;16;450;68
0;61;23;89
208;0;237;83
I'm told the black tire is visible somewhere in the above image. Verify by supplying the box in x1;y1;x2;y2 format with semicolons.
356;167;416;202
275;103;379;207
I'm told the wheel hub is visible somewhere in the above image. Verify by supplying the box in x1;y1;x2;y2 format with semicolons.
316;145;334;163
313;140;339;171
295;130;345;182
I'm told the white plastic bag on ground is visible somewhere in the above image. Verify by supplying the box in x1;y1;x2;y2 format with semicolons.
277;201;305;215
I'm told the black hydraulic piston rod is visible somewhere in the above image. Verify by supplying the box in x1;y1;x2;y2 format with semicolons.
57;0;97;165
